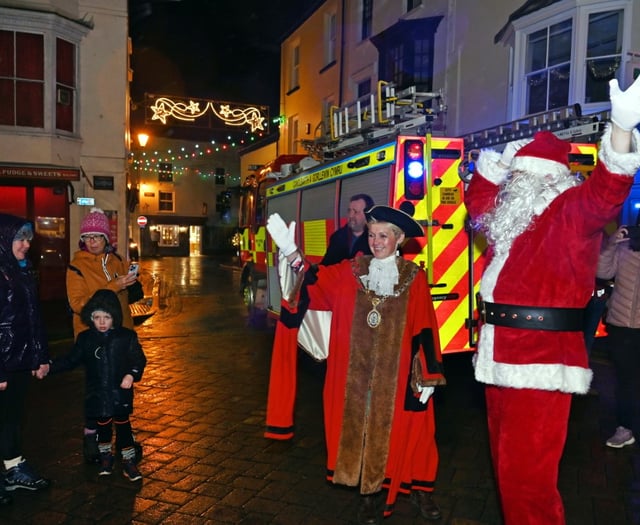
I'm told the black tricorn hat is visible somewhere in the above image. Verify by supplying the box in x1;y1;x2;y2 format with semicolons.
365;205;424;238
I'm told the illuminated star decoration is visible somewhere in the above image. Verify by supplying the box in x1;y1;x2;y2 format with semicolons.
149;96;267;132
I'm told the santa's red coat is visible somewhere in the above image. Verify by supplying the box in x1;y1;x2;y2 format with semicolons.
465;128;639;393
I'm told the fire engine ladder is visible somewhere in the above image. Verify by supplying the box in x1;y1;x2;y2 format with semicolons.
461;104;610;152
308;81;445;158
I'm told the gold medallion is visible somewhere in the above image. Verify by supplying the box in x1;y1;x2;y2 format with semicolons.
367;298;381;328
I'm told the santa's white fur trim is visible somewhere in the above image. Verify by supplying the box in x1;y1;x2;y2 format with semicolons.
476;150;507;184
597;125;640;175
510;155;569;177
476;230;592;394
474;322;592;393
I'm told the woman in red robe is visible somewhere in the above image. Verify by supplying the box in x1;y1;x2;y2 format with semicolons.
266;205;446;524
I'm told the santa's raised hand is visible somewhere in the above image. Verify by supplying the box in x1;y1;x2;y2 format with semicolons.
610;75;640;132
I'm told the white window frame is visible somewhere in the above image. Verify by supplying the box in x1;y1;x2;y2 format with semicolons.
324;11;337;66
158;191;175;213
289;43;300;91
0;7;86;136
508;0;632;120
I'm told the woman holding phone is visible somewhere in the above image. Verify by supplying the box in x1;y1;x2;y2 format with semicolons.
66;207;138;462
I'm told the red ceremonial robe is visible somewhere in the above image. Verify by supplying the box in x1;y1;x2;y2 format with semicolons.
265;255;445;516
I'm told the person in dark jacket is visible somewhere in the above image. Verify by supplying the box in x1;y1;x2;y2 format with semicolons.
320;194;374;265
51;289;146;481
0;214;51;501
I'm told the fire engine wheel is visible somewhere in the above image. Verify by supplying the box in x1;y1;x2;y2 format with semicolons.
243;281;256;310
239;264;252;296
240;266;266;313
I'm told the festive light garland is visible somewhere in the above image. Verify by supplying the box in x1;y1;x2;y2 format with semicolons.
146;94;269;132
130;133;264;181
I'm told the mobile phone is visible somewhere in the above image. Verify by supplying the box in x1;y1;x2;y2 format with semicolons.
128;263;139;275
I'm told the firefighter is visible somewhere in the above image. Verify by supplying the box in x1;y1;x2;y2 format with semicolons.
320;194;374;265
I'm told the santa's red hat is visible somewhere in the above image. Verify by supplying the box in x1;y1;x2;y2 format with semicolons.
510;131;571;177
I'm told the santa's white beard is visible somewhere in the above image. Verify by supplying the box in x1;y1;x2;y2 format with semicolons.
478;170;579;256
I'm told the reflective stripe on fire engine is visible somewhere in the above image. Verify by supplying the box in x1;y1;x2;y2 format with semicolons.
266;143;396;197
303;220;329;257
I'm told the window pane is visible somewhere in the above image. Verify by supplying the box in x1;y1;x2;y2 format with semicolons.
585;57;619;103
585;10;623;103
0;79;15;125
588;10;622;57
548;19;572;67
56;38;75;86
159;192;174;212
527;71;547;114
357;78;371;98
56;88;74;131
386;44;404;87
16;80;43;127
526;29;547;72
362;0;373;40
0;31;14;76
414;38;432;86
15;32;43;80
548;64;570;109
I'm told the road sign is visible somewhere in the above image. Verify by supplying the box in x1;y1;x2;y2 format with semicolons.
137;215;148;227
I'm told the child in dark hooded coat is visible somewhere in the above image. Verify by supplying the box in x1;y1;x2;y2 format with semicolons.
51;289;146;481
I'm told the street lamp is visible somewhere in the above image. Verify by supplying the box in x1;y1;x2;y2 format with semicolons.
127;132;150;258
137;133;149;148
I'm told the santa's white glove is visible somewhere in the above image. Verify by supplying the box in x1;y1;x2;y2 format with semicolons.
417;385;434;404
498;138;532;168
266;213;298;256
610;76;640;131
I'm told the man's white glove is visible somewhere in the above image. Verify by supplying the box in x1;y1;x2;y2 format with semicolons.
610;76;640;131
498;138;531;169
266;213;298;257
417;385;434;404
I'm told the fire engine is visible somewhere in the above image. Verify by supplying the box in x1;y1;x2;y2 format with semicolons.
239;82;614;353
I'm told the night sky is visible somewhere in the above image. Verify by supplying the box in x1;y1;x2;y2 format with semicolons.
128;0;323;142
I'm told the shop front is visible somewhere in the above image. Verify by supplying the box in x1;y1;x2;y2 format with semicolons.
0;164;78;301
136;215;206;258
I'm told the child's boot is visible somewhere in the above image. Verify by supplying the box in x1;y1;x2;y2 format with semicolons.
121;447;142;481
98;443;114;476
83;432;99;464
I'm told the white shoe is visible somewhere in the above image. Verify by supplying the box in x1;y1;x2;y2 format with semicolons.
606;426;635;448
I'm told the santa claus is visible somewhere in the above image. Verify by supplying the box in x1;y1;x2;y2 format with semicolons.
465;75;640;525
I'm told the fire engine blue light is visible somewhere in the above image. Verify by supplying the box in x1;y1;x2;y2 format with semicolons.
407;160;424;179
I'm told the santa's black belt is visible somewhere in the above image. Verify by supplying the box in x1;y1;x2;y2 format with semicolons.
478;300;585;331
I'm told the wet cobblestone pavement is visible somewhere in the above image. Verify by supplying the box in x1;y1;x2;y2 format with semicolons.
2;256;639;524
